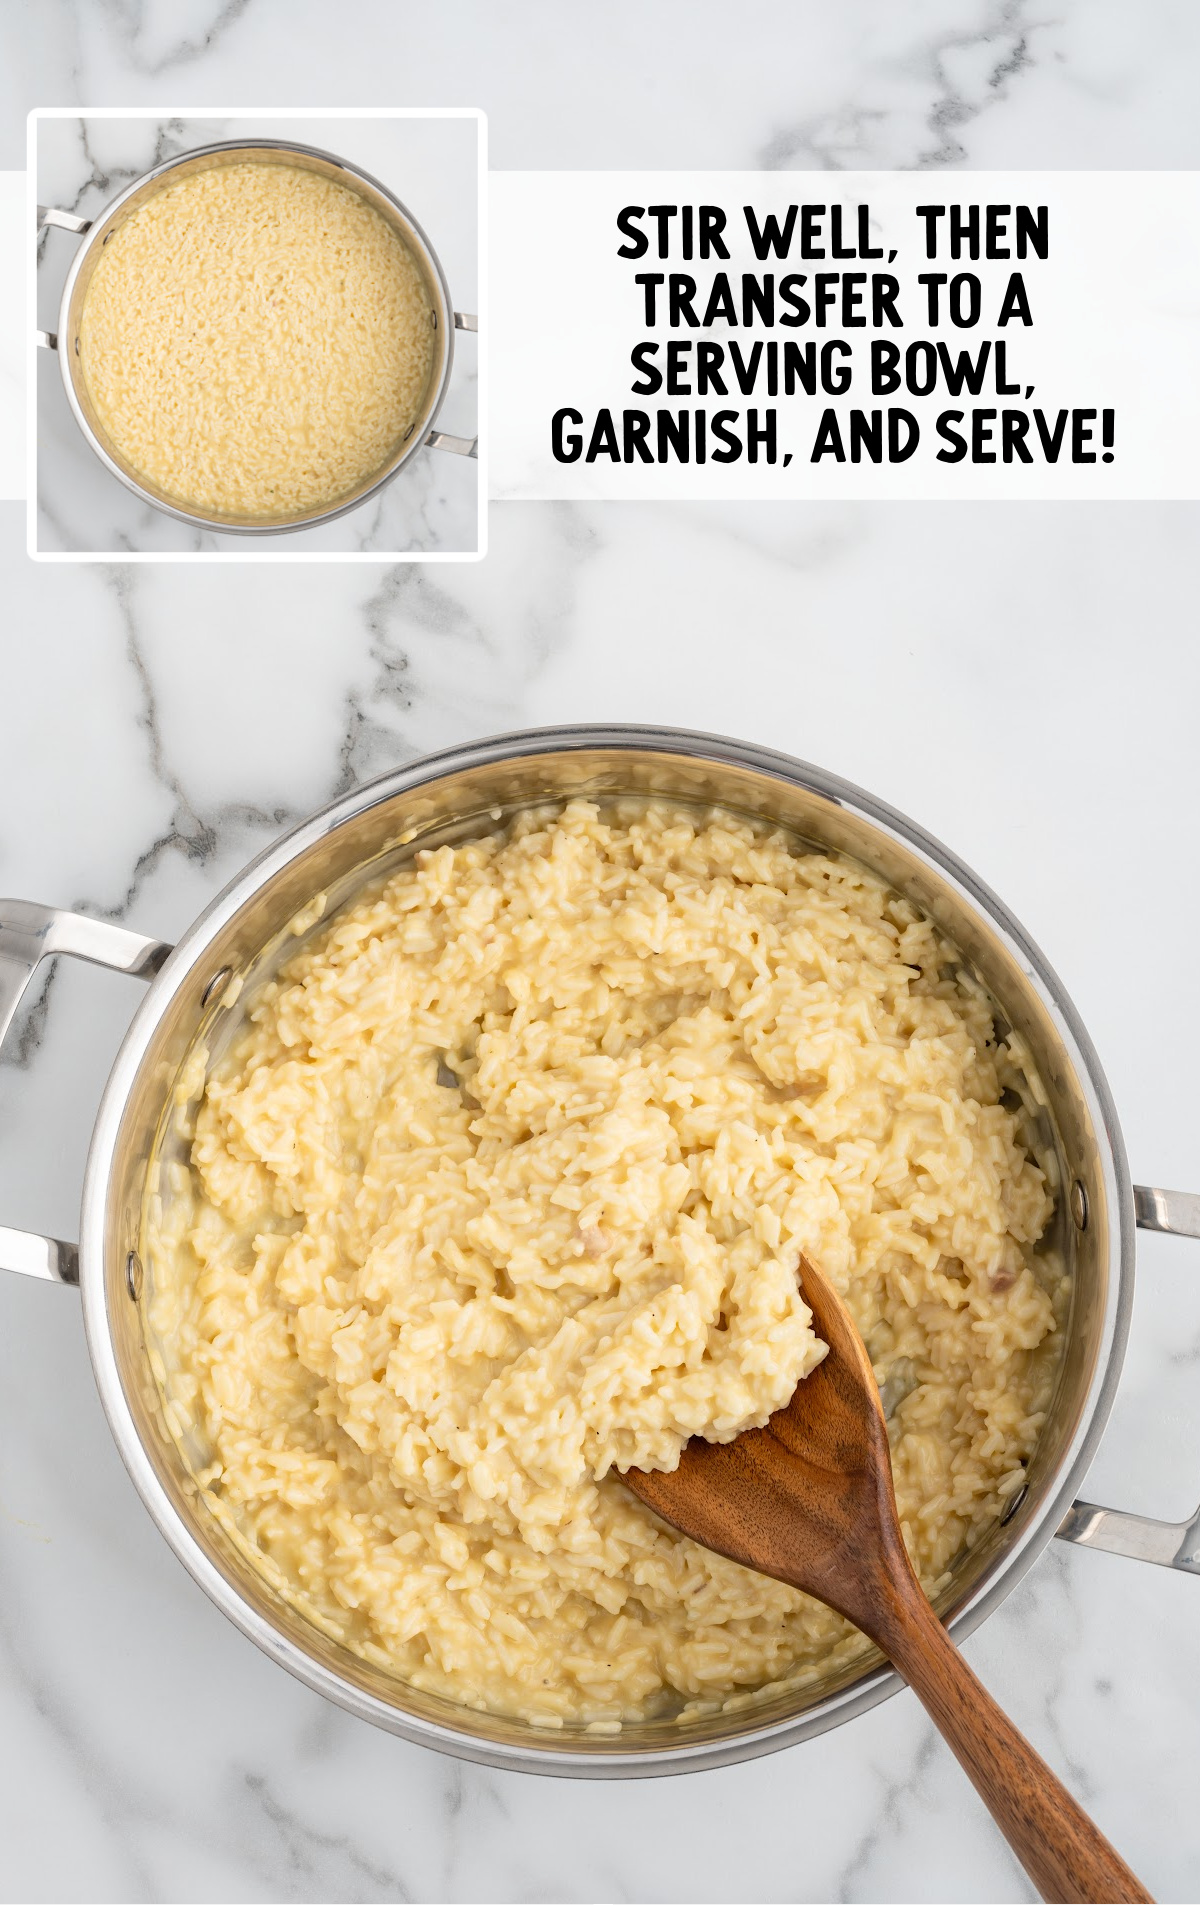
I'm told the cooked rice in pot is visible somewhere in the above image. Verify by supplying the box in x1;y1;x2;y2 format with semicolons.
78;160;435;521
146;800;1066;1727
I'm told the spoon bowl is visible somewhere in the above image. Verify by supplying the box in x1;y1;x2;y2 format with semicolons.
625;1255;1150;1905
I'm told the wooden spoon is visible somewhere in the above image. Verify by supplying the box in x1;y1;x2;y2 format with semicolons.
625;1253;1150;1905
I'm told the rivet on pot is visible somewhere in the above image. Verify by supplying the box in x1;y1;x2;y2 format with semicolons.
201;966;232;1009
74;337;80;355
125;1250;143;1301
431;310;438;330
1070;1179;1089;1231
1001;1484;1028;1526
403;424;414;441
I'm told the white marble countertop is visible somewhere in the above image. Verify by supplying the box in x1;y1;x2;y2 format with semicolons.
3;5;1200;1901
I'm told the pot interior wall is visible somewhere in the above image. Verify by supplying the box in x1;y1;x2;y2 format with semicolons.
60;142;451;530
99;744;1116;1763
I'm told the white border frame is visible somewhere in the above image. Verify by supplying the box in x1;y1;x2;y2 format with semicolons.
27;105;488;564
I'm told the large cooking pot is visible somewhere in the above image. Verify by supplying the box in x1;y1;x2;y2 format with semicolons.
2;725;1197;1776
35;137;478;535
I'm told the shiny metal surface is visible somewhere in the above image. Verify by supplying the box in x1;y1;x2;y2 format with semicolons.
37;204;90;234
0;1227;78;1285
0;901;170;1287
1053;1185;1200;1573
0;727;1188;1774
199;967;234;1009
1057;1500;1200;1573
426;429;479;458
1133;1183;1200;1237
0;898;171;1047
41;139;475;535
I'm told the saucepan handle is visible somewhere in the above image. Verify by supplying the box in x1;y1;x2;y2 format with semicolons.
36;206;92;350
0;901;172;1286
424;314;480;458
37;207;91;235
1055;1185;1200;1574
425;431;479;460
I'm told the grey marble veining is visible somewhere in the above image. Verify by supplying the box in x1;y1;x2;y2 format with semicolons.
10;0;1200;173
34;113;479;554
3;4;1200;1902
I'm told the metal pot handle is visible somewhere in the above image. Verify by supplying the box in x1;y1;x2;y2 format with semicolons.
425;431;478;460
38;206;91;235
1055;1187;1200;1574
36;206;92;351
0;901;172;1286
424;313;479;458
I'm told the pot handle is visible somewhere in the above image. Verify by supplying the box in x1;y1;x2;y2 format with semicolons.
38;206;92;236
425;431;479;459
424;314;480;458
36;205;92;352
0;901;172;1287
1055;1185;1200;1574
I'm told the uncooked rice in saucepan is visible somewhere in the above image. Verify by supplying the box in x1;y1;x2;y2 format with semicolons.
79;161;434;520
146;800;1066;1727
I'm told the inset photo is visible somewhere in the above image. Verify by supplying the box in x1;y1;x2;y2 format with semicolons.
31;108;483;560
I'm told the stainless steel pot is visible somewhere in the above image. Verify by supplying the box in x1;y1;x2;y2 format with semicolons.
36;138;478;535
2;725;1197;1777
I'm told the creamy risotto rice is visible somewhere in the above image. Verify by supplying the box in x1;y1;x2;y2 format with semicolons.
147;801;1066;1726
79;161;435;520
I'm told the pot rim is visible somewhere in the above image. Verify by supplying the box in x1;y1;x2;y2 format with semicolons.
79;724;1134;1776
53;136;456;537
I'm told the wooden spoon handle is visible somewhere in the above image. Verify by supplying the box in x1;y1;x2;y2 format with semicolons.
878;1584;1150;1903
